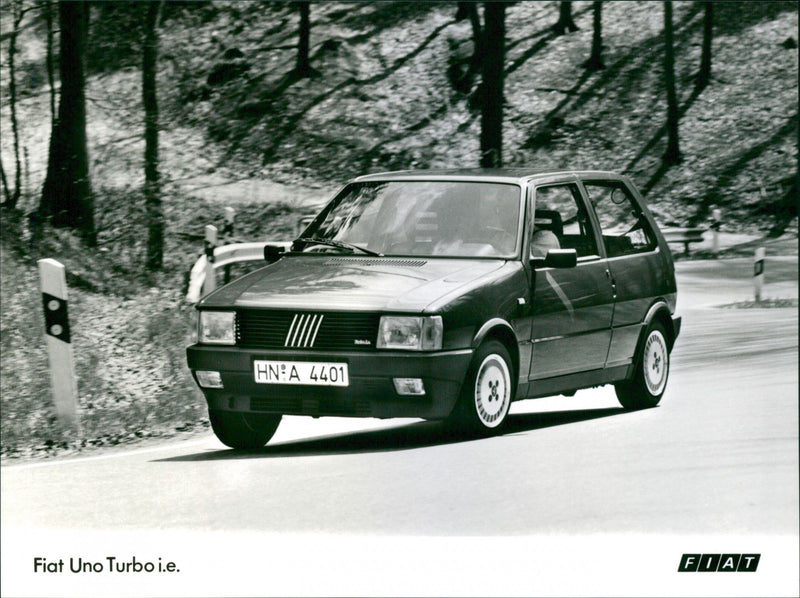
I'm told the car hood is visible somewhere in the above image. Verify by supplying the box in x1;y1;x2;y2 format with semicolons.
200;255;509;312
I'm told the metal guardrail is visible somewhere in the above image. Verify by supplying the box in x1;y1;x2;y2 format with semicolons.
662;227;706;256
186;240;291;303
186;208;315;302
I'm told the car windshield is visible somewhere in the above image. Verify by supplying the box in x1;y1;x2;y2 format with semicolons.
300;181;522;258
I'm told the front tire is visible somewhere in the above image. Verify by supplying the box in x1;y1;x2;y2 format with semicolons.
209;411;282;449
448;340;514;434
615;321;670;409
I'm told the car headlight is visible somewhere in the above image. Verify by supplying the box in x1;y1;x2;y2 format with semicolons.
377;316;442;351
198;311;236;345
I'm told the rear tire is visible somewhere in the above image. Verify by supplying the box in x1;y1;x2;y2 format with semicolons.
448;340;514;435
615;321;670;410
209;411;282;449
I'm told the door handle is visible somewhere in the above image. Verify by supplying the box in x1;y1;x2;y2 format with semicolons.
606;269;617;296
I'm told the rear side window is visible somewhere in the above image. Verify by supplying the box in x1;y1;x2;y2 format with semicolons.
583;181;656;258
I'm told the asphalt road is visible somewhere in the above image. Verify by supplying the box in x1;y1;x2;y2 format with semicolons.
2;256;798;596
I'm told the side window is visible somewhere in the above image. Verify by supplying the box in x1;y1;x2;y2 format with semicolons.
532;184;599;258
583;181;656;258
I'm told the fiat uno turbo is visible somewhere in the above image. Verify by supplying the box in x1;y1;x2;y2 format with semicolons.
187;169;681;449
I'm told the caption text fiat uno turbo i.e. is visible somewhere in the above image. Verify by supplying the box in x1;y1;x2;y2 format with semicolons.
187;169;681;449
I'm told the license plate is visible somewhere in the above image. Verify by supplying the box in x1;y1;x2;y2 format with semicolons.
253;360;349;387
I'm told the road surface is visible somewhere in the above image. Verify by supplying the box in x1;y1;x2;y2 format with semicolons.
2;257;798;597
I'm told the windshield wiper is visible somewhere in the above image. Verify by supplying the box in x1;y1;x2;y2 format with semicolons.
295;237;383;257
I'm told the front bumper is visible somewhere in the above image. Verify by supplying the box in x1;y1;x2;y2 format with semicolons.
186;345;474;419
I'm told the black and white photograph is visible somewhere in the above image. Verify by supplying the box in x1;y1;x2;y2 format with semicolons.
1;1;798;596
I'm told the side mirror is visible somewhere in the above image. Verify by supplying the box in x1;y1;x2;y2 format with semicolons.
263;244;285;264
532;248;577;269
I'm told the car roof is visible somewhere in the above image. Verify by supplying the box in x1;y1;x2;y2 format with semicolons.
352;168;624;185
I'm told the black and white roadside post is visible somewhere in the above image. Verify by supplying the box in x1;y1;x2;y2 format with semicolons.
754;247;765;303
38;258;80;429
711;207;722;257
204;224;218;295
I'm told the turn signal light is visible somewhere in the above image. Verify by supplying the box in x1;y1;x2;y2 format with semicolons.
196;370;223;389
393;378;426;396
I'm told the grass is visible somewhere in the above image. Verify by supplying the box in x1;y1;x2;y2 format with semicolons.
1;211;201;459
0;189;301;461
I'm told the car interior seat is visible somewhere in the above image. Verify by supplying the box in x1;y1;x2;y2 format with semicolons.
531;209;563;257
533;209;563;238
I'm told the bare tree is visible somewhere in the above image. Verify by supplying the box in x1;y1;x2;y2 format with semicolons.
480;2;505;168
448;2;483;95
553;1;579;36
143;1;163;270
0;159;11;206
583;1;604;71
696;1;713;91
1;0;30;210
456;1;483;73
663;1;681;165
40;0;95;243
292;1;318;78
45;0;56;125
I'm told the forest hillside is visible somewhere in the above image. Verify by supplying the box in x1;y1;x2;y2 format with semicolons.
1;1;797;459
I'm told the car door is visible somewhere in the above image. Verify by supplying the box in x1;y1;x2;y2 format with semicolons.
528;181;615;380
579;177;671;368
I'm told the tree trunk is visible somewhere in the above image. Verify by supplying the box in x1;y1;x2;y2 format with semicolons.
4;0;25;210
663;1;681;166
584;1;604;71
40;0;95;245
45;0;57;126
0;158;11;206
295;1;312;77
480;2;505;168
450;2;483;94
143;1;163;271
553;1;579;36
463;2;483;74
696;1;713;90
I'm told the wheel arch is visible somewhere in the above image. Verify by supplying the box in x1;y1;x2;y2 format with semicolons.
472;318;520;388
643;300;677;351
616;301;673;409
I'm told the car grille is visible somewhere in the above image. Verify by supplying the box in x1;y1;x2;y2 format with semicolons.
236;310;380;351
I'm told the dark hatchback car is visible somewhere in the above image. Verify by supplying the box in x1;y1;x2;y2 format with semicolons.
187;169;681;448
